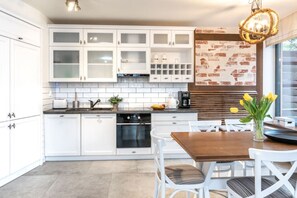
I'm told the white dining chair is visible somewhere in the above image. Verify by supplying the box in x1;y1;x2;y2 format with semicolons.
227;148;297;198
151;129;208;198
225;119;253;132
188;120;235;177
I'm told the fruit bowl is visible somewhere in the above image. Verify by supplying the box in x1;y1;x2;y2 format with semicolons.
151;104;165;110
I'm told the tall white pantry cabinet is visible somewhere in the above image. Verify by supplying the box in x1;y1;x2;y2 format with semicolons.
0;11;42;187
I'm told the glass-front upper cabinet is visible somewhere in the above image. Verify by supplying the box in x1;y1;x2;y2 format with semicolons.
84;30;116;47
118;48;150;74
84;48;116;82
50;29;83;46
50;47;83;82
117;30;149;47
151;30;193;48
172;31;193;48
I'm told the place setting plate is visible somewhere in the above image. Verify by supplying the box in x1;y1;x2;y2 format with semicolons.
264;129;297;145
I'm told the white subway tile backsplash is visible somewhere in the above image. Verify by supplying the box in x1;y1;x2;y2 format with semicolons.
129;93;143;98
91;88;106;93
137;88;151;93
68;83;83;88
144;93;158;98
106;88;121;93
60;88;75;93
121;88;136;93
76;88;91;92
152;88;166;92
48;77;188;108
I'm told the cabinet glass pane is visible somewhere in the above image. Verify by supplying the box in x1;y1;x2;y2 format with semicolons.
121;34;146;44
53;32;80;43
154;34;168;44
175;34;189;44
87;33;113;44
53;50;79;78
87;51;113;78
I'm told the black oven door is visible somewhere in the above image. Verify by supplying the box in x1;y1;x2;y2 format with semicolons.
117;123;151;148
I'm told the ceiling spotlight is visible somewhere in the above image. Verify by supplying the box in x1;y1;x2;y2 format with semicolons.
65;0;81;12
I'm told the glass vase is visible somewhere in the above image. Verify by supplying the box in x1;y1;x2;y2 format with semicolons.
253;119;265;142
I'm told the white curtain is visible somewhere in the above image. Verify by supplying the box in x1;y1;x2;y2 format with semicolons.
266;11;297;46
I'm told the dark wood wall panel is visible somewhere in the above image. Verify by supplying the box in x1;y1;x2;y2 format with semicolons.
190;92;257;123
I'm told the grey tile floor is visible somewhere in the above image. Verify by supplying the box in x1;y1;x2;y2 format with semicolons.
0;159;228;198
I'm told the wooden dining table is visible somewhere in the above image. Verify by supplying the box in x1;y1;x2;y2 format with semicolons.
171;131;297;197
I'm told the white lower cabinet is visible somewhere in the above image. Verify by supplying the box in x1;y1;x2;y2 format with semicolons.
82;114;116;155
44;114;81;156
0;116;41;182
10;117;41;173
0;122;10;179
152;113;197;154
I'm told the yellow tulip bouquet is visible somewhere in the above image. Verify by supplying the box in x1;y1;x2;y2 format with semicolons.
230;92;278;141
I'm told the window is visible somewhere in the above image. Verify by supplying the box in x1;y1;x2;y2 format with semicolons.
276;38;297;117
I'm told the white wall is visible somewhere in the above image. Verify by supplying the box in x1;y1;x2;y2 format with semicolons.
263;45;276;118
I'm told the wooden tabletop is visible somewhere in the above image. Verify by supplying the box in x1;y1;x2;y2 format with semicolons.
171;132;297;162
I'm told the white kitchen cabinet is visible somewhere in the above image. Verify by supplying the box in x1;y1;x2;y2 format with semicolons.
150;30;193;48
118;48;150;74
44;114;81;156
0;122;10;180
84;47;117;82
117;30;149;47
10;117;41;173
0;36;40;121
10;40;40;119
0;36;10;123
0;11;40;47
152;113;197;154
50;47;83;82
81;114;116;155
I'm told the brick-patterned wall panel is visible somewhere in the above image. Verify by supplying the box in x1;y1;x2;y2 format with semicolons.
190;92;257;122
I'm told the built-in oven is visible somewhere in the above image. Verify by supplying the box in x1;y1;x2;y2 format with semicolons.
116;113;151;155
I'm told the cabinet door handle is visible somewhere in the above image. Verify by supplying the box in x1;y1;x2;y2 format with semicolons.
84;76;86;80
164;78;168;79
118;41;120;45
80;76;82;80
60;115;64;117
8;113;11;118
11;123;15;129
132;151;136;154
12;113;15;118
84;40;86;44
172;116;176;118
79;40;82;44
18;37;23;40
8;124;12;129
172;42;175;45
168;42;171;45
172;122;177;124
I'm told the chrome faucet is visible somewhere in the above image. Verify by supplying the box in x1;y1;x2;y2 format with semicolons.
89;99;101;109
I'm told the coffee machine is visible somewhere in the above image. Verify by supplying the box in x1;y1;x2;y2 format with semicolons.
178;91;191;108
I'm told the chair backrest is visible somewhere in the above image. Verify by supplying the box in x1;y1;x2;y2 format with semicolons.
249;148;297;198
225;119;253;132
188;120;222;132
150;129;172;186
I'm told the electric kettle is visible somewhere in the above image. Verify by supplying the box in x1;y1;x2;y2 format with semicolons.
168;96;179;109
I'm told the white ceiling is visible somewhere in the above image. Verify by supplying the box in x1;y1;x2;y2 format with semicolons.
23;0;297;26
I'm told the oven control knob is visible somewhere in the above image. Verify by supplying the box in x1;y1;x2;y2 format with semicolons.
138;116;141;120
127;116;130;120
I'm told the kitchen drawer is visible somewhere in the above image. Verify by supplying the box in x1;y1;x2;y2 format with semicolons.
0;11;40;46
152;113;197;121
161;75;172;82
117;148;151;155
150;75;160;82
